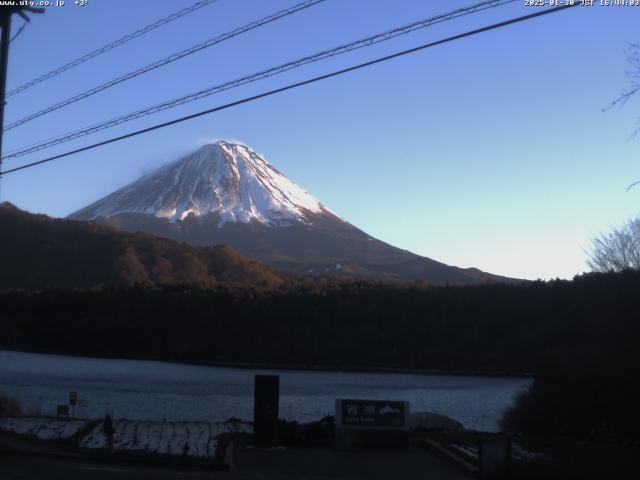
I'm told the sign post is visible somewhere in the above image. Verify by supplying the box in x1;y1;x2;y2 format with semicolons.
335;399;410;450
69;391;78;418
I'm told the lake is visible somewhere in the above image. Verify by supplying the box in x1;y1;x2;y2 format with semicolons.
0;350;531;431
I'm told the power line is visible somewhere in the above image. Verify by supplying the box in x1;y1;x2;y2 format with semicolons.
5;0;221;98
0;5;44;201
3;0;327;132
9;21;26;44
3;0;518;160
0;3;577;177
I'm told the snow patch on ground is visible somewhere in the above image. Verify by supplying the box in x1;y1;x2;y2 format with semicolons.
0;417;86;441
79;419;251;458
512;443;546;461
450;442;479;459
0;416;251;459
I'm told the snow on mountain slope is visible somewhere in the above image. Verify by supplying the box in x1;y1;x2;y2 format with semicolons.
68;140;517;284
69;140;334;226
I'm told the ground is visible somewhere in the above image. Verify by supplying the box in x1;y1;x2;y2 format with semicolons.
0;447;471;480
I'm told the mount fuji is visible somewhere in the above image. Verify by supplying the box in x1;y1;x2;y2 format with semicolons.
69;140;512;284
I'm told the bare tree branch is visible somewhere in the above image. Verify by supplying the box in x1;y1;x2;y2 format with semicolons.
626;179;640;192
605;43;640;189
587;216;640;272
603;43;640;113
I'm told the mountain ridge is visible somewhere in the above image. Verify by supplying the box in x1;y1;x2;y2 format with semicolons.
0;202;289;290
69;140;518;285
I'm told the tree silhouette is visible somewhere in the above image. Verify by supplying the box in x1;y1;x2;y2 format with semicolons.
605;43;640;137
587;216;640;272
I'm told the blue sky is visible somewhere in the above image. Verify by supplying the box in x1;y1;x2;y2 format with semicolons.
1;0;638;280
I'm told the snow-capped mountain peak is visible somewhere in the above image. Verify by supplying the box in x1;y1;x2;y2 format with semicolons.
70;140;332;226
67;139;515;285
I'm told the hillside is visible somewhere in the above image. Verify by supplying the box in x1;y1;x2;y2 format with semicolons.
0;202;289;290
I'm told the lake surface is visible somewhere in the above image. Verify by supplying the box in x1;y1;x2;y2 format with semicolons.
0;350;531;431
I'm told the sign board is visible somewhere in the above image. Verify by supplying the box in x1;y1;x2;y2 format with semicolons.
69;391;78;406
335;399;410;450
337;399;408;429
56;404;69;417
78;399;89;408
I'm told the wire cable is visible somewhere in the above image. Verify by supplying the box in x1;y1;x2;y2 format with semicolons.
3;0;327;132
3;0;518;160
9;21;26;44
0;3;578;177
6;0;221;98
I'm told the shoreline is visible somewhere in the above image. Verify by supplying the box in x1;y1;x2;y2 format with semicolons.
0;348;533;378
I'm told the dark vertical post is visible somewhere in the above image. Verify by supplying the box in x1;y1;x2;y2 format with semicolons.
0;11;12;173
103;414;114;454
69;391;77;418
253;374;279;445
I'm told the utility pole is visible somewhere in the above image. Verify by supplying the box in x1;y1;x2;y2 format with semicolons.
0;9;12;171
0;6;43;183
